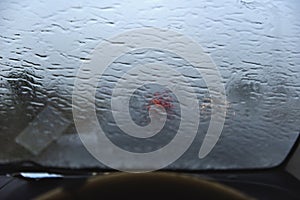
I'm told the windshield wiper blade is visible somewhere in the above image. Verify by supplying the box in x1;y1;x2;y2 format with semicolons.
0;161;115;178
18;172;63;179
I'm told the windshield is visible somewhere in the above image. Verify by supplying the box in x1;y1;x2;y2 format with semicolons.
0;0;299;171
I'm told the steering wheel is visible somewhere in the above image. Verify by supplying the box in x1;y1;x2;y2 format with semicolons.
37;172;253;200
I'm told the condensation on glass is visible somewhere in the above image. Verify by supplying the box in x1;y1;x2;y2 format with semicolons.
0;0;299;170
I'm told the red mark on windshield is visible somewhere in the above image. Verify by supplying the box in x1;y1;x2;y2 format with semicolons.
147;92;174;111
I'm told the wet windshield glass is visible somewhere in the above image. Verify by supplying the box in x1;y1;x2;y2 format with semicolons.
0;0;299;170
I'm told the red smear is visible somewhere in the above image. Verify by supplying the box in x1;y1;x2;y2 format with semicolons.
147;92;174;111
